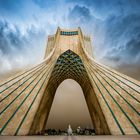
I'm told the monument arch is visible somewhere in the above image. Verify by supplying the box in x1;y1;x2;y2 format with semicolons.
0;27;139;135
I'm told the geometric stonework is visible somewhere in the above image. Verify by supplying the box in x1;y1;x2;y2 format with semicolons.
0;27;140;135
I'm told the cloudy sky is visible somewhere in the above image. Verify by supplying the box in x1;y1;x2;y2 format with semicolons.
0;0;140;129
0;0;140;80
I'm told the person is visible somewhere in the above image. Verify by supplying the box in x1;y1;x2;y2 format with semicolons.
76;126;81;134
67;124;73;135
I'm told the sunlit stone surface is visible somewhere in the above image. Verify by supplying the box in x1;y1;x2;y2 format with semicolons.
0;27;140;135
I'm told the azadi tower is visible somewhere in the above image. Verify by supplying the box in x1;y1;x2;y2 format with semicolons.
0;27;140;135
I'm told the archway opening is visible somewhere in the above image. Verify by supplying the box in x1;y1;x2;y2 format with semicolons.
29;50;110;135
46;79;93;134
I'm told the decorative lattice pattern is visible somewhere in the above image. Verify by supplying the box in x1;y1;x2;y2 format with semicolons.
50;50;89;84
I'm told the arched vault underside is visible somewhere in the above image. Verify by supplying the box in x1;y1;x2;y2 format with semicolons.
29;50;110;135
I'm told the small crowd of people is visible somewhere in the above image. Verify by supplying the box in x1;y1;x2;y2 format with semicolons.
39;125;95;136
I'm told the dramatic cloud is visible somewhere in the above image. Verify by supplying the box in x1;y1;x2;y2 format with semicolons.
68;5;92;23
99;13;140;79
0;19;46;77
0;0;140;80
